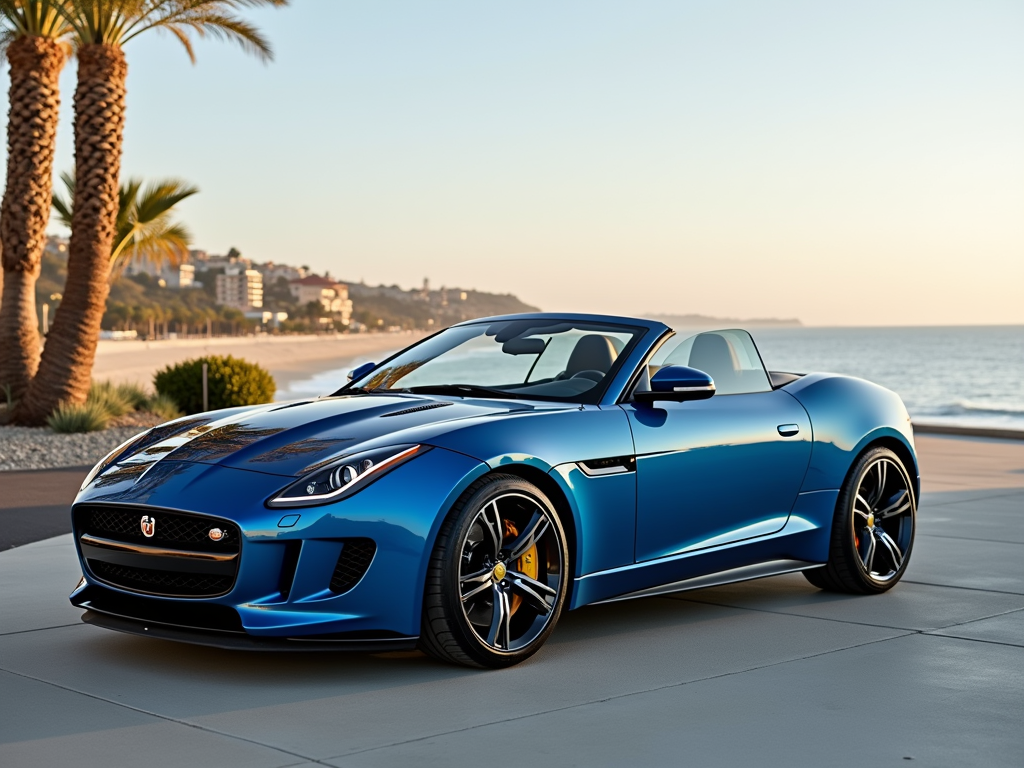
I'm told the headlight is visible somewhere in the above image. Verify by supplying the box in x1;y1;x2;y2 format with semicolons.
267;444;428;508
80;429;153;491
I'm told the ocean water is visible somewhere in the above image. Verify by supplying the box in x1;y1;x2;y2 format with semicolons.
278;326;1024;431
748;325;1024;430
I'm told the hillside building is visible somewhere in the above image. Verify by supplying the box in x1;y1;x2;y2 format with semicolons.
216;268;263;310
288;275;353;325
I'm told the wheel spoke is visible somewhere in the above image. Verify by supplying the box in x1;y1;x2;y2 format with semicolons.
876;529;904;570
861;533;876;573
854;494;873;519
460;570;493;603
877;489;911;519
507;512;549;561
869;460;888;506
479;502;504;557
485;584;511;650
507;569;555;614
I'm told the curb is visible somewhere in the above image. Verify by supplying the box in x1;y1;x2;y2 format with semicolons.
913;423;1024;441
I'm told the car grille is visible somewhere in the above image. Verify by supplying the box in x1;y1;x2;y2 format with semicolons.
90;562;235;598
85;506;239;553
330;538;376;594
75;504;240;598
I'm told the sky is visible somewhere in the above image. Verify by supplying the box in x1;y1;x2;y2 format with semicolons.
7;0;1023;326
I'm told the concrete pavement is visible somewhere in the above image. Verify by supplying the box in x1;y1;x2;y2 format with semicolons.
1;435;1022;766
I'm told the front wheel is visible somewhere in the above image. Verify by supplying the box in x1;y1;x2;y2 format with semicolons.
419;474;569;668
804;446;916;594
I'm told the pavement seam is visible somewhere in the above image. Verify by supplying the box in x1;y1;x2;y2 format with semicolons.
918;632;1024;649
0;622;82;637
0;665;331;767
902;579;1024;596
323;631;913;761
916;533;1024;545
920;489;1024;508
666;595;1024;634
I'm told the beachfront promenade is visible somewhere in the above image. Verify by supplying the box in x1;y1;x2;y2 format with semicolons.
1;434;1021;766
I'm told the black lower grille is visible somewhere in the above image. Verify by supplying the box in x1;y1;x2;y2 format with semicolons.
330;539;376;594
73;584;244;633
89;561;234;597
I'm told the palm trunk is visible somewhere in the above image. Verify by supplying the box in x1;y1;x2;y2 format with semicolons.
15;45;126;425
0;37;65;403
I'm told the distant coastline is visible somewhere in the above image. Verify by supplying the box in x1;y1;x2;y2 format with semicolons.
648;313;802;328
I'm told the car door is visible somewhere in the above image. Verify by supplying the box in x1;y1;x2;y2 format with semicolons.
623;330;812;563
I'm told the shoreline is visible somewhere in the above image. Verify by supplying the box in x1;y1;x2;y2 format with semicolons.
91;332;421;392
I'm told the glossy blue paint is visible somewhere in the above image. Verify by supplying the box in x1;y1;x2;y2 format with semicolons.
625;390;812;561
69;312;919;648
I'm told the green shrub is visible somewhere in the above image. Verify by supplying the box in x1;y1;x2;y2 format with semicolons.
87;381;135;417
153;355;276;415
47;400;111;433
146;393;184;421
115;381;151;410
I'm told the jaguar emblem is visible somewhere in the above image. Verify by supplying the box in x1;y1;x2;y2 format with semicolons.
140;515;156;538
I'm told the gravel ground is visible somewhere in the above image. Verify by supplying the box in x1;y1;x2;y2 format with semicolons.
0;426;147;471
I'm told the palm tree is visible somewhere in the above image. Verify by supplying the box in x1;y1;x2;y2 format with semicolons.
0;1;71;403
16;0;286;424
52;171;198;276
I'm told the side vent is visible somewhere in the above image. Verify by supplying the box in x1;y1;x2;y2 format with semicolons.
330;538;377;594
381;402;453;418
278;541;302;599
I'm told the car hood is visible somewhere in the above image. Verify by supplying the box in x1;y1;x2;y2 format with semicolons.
102;394;569;479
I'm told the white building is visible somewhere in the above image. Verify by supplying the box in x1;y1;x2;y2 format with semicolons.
124;261;195;288
216;268;263;310
288;275;353;325
257;262;307;283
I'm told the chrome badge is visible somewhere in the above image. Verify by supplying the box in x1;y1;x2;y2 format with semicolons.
140;515;156;538
208;528;225;542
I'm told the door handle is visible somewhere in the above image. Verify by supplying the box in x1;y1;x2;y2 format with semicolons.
777;424;800;437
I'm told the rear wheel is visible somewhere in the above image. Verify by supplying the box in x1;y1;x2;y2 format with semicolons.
419;474;569;668
804;446;916;594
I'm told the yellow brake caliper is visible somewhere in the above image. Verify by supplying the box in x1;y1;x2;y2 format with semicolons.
503;519;539;615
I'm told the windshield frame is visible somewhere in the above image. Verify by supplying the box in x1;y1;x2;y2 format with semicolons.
336;318;649;404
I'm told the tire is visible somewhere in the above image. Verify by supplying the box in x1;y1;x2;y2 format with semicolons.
803;446;916;594
419;474;569;668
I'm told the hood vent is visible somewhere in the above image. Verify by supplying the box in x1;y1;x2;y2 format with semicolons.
381;402;454;418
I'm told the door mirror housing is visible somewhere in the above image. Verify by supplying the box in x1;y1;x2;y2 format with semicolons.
634;365;716;403
348;361;377;382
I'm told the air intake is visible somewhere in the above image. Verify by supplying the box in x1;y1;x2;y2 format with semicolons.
381;402;453;417
329;539;377;593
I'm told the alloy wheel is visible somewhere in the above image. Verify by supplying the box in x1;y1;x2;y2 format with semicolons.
851;457;914;583
457;492;563;653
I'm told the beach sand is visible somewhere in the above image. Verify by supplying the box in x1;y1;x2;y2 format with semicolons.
92;332;422;396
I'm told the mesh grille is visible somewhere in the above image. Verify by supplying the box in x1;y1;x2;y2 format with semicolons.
330;539;376;594
83;506;239;553
89;561;234;597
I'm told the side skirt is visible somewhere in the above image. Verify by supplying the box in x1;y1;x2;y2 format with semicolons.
592;558;817;604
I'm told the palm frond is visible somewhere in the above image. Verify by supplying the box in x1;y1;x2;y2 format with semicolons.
55;169;199;275
52;170;76;229
55;0;285;61
0;0;74;55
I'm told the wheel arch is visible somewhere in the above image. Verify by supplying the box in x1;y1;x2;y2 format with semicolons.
487;463;579;587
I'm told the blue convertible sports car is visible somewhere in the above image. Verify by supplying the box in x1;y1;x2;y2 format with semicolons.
70;313;918;668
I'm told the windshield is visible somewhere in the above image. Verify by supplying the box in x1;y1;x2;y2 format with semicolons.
346;319;644;403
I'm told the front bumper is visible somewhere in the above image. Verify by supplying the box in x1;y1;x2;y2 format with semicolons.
73;584;418;651
71;448;488;643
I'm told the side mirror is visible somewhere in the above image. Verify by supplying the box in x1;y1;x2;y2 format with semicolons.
634;365;715;403
348;361;377;382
